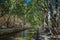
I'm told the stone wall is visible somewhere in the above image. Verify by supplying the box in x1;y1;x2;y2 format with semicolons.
0;15;23;28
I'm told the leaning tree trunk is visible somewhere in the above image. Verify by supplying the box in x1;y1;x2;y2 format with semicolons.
49;0;58;38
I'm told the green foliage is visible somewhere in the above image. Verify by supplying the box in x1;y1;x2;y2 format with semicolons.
0;0;48;25
0;0;11;16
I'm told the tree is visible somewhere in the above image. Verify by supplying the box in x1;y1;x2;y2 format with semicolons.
9;0;46;25
49;0;59;38
0;0;11;17
0;0;49;26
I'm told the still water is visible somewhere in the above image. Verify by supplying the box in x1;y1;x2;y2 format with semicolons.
0;37;27;40
0;30;28;40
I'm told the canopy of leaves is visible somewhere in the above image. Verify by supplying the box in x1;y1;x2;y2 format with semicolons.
0;0;48;25
0;0;11;16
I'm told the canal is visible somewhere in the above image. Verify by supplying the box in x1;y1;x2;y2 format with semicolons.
0;28;36;40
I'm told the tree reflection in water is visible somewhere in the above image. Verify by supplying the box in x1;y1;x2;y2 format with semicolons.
0;37;14;40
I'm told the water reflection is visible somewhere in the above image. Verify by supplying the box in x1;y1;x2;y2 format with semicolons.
0;37;14;40
0;32;26;40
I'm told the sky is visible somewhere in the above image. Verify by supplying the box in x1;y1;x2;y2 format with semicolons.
24;0;31;4
48;11;51;19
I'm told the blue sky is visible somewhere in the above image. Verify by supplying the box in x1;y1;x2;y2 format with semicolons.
48;11;50;19
24;0;31;4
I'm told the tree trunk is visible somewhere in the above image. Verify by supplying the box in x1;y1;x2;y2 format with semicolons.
49;0;58;37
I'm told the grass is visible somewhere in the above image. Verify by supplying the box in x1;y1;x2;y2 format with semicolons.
14;37;31;40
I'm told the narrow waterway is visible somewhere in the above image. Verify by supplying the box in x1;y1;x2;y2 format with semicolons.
0;30;29;40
